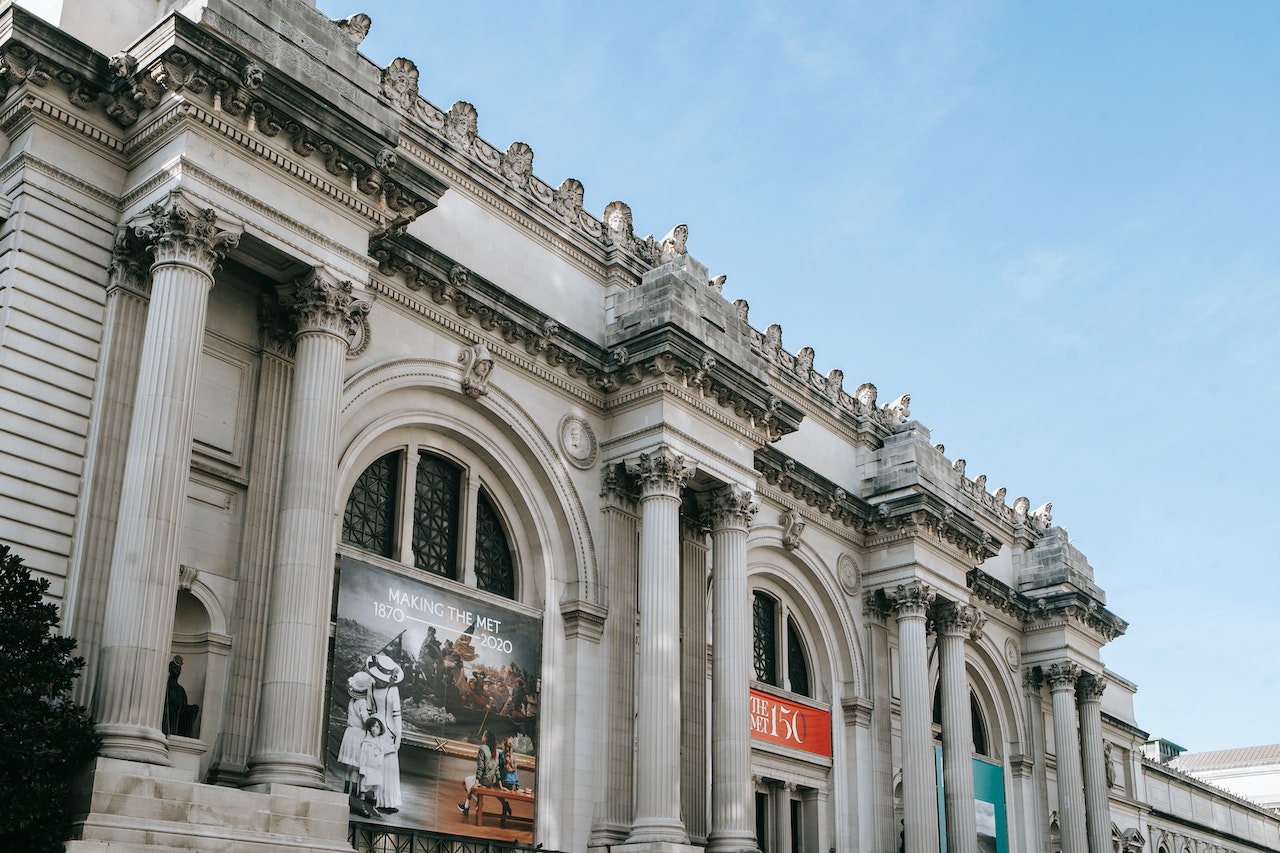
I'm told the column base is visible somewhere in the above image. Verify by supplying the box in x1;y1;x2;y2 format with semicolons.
616;840;703;853
66;757;352;852
625;818;692;846
96;722;171;766
708;829;761;853
244;751;326;789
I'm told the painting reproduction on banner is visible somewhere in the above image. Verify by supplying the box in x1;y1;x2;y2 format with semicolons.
326;556;542;841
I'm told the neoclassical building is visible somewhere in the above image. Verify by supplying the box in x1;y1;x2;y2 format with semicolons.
0;2;1275;852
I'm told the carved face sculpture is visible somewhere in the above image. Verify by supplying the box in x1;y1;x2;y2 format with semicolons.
566;421;583;452
855;382;877;410
604;202;632;240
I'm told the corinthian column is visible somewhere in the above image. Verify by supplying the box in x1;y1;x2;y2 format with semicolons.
625;447;696;844
938;603;984;853
93;202;238;764
887;581;939;853
1077;673;1110;853
247;270;369;787
1046;662;1087;853
707;485;758;853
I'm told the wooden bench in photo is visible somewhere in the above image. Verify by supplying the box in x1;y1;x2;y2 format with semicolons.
471;785;535;828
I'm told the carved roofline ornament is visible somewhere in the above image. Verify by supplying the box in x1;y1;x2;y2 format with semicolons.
966;567;1127;642
369;229;799;441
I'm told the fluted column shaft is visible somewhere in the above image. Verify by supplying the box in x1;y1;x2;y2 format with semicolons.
248;271;367;787
708;486;758;853
889;581;939;853
1047;662;1087;853
772;781;793;853
66;239;152;710
1078;674;1110;853
94;203;238;764
939;604;984;853
626;448;695;844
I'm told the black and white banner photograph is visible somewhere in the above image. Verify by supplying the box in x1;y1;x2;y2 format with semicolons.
326;555;542;842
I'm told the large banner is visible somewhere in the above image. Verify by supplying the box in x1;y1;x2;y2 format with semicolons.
936;748;1009;853
326;556;542;842
749;688;833;757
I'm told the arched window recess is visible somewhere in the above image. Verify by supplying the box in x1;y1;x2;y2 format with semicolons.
341;447;518;601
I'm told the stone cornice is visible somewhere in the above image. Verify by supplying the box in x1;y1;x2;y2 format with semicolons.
865;493;1003;565
966;567;1128;643
753;446;876;528
0;6;446;225
370;228;800;441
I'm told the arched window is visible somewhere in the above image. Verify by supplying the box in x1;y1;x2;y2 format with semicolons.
751;590;812;698
341;448;518;599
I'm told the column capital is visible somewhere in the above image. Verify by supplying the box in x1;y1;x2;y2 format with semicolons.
107;231;154;298
1045;661;1081;692
279;268;372;350
1077;671;1106;703
886;580;935;619
135;198;240;275
625;446;696;498
936;602;985;639
705;483;757;531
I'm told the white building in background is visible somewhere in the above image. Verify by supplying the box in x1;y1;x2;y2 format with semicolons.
1171;746;1280;813
0;2;1275;852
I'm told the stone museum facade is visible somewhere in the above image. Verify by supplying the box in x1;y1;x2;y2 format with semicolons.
0;1;1275;852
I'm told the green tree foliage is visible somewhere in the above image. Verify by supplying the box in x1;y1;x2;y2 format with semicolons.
0;543;99;852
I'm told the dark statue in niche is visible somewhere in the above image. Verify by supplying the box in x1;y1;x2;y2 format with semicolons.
161;655;201;738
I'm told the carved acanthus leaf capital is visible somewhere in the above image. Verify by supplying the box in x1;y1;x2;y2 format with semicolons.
706;484;758;531
279;270;371;351
1077;672;1106;703
1044;661;1081;691
625;447;695;498
107;231;154;297
937;603;985;640
886;580;935;619
135;201;240;275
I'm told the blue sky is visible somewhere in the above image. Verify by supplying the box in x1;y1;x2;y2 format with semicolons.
320;1;1280;753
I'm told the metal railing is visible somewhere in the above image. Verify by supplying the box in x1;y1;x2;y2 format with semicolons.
349;820;565;853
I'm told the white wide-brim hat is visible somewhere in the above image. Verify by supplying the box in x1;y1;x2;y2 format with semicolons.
367;653;404;685
348;670;374;696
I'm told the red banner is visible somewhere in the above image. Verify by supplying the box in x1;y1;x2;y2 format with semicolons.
749;689;832;757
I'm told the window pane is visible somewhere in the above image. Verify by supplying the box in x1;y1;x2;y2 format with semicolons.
412;451;461;578
786;616;810;697
341;451;398;557
753;592;777;685
474;488;515;599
